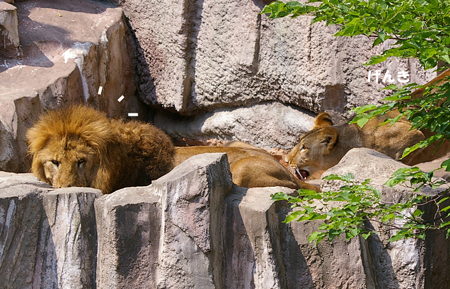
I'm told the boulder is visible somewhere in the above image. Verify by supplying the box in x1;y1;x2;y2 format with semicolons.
95;186;162;288
95;153;233;288
155;102;316;149
321;148;450;288
0;172;102;288
118;0;434;115
0;1;19;58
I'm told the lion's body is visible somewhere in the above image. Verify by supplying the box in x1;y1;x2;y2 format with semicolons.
27;105;174;194
286;111;450;180
27;105;319;193
174;146;319;191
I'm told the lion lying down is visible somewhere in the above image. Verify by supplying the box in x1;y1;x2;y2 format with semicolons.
27;105;318;194
286;111;450;181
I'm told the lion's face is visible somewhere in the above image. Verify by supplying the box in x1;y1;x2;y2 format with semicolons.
33;136;100;189
286;113;338;181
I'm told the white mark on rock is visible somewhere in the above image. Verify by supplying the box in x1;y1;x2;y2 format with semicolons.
128;113;138;117
62;42;93;102
98;86;103;95
118;95;124;102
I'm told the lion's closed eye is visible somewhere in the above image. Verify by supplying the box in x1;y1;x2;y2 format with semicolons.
51;160;60;167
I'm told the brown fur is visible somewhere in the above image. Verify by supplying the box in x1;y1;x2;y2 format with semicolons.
174;146;319;191
27;105;320;193
27;105;174;194
286;111;450;180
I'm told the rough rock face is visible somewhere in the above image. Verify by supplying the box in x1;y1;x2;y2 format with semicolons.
322;148;450;288
1;152;449;288
155;102;316;149
115;0;435;147
0;1;19;58
0;0;142;172
118;0;433;114
0;171;102;288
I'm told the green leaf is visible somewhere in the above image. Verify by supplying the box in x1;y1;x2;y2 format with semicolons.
413;209;422;217
365;55;389;66
441;205;450;213
308;231;325;244
442;159;450;172
284;210;306;223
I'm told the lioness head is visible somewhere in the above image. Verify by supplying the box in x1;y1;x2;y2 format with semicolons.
286;113;339;180
27;105;117;192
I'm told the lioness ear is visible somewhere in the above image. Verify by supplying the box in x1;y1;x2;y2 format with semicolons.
314;113;333;128
320;127;338;153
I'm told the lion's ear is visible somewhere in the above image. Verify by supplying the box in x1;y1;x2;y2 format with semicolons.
314;113;333;128
319;127;338;153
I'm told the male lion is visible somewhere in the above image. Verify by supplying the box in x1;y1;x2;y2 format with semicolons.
286;111;450;181
27;105;175;194
28;105;318;193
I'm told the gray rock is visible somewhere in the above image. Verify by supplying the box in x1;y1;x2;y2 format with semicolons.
42;188;102;289
321;148;450;288
152;153;232;288
95;153;233;288
117;0;434;116
155;102;315;149
1;149;450;288
0;1;19;58
0;172;101;288
95;186;162;288
223;186;297;289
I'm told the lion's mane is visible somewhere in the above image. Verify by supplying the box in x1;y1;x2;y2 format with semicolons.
27;105;174;193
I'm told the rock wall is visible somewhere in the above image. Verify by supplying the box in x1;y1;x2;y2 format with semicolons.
1;152;449;288
115;0;436;148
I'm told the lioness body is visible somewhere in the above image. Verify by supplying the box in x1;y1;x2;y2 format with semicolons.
287;111;450;180
174;146;318;190
27;105;318;193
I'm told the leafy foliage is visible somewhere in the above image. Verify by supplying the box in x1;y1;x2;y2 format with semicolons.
350;79;450;159
262;1;450;244
261;0;450;69
272;173;450;245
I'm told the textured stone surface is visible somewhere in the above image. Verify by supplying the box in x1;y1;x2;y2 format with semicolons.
0;1;19;58
152;153;232;288
118;0;435;115
321;148;450;288
0;172;101;288
95;186;162;288
1;151;450;288
224;186;286;288
155;102;316;149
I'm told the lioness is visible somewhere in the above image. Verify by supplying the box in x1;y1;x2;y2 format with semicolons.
27;105;318;193
286;111;450;180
